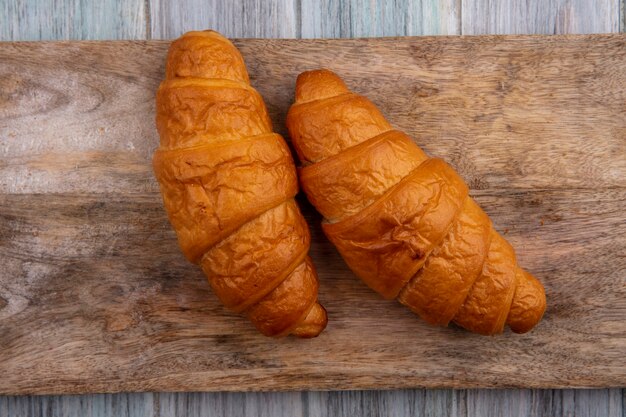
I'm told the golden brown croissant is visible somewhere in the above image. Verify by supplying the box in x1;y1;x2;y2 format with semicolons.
286;69;546;335
153;31;327;337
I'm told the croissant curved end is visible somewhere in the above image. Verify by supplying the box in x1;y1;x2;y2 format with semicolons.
295;69;350;103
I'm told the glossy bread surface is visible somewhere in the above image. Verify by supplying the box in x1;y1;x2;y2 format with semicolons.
154;31;327;337
287;69;546;335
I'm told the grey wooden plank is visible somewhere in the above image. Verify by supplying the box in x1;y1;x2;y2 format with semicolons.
299;0;460;37
0;0;147;41
622;0;625;31
561;389;624;417
149;0;299;39
466;390;528;417
157;392;303;417
149;0;460;39
461;0;620;34
154;390;624;417
465;389;623;417
305;389;464;417
0;393;155;417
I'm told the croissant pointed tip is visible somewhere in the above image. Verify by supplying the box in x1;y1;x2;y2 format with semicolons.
179;29;222;39
296;68;338;81
165;30;249;82
295;69;350;103
291;302;328;338
507;270;547;334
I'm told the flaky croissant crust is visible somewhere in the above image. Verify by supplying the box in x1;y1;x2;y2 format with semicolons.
153;31;327;337
287;69;546;335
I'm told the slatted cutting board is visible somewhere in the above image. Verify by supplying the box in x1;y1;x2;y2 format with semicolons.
0;35;624;395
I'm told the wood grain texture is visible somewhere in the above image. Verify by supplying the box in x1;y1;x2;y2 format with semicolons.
149;0;299;39
148;0;460;39
1;1;624;415
465;389;624;417
0;0;147;41
3;36;625;194
0;36;625;395
298;0;460;37
145;0;622;40
458;4;624;416
3;188;622;393
304;389;625;417
305;389;464;417
461;0;620;34
0;389;621;416
157;392;304;417
0;393;155;417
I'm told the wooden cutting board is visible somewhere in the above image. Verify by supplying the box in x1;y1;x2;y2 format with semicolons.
0;34;624;395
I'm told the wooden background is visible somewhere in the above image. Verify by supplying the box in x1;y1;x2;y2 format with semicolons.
0;0;624;416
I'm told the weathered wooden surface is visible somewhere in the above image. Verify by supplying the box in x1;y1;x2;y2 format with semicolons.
297;0;460;38
0;393;156;417
148;0;461;39
147;0;623;39
149;0;299;39
0;35;624;396
0;389;623;417
0;0;147;41
1;0;625;415
2;0;622;41
461;0;620;34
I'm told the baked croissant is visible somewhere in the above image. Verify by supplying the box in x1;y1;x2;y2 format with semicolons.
286;69;546;335
153;31;327;337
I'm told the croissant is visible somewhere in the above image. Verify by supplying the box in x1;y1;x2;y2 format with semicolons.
153;31;327;337
286;69;546;335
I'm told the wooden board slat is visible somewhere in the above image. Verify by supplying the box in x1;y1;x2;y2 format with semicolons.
0;389;622;417
0;35;625;395
304;389;463;417
3;36;624;195
465;389;625;417
0;0;147;41
157;392;304;417
461;0;620;35
148;0;460;40
0;393;156;417
298;0;460;38
149;0;299;39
